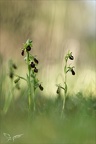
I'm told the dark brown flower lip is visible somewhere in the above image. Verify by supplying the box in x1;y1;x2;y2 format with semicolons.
39;84;43;91
34;58;39;64
56;86;61;94
71;69;75;75
21;49;24;56
9;72;14;79
56;88;59;94
34;67;38;73
30;62;35;68
69;55;74;60
26;45;31;51
12;64;17;69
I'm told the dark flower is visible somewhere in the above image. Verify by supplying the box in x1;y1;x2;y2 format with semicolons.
21;49;24;56
34;67;38;73
30;62;35;68
34;58;39;64
69;55;74;60
39;84;43;91
12;64;17;69
9;72;14;79
71;69;75;75
26;45;31;51
56;88;60;94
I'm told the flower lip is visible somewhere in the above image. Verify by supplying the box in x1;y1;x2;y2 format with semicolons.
56;88;60;94
9;72;14;79
69;55;74;60
12;64;17;69
71;69;75;75
21;49;24;56
34;67;38;73
30;62;35;68
34;58;39;64
26;45;31;51
39;84;43;91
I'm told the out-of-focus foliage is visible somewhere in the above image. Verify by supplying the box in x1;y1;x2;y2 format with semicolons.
0;91;96;144
0;1;95;61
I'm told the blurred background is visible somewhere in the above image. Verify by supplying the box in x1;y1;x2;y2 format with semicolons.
0;0;96;97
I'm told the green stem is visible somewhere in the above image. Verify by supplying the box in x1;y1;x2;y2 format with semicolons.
27;52;36;113
27;52;32;112
32;82;35;111
11;78;15;111
62;58;67;115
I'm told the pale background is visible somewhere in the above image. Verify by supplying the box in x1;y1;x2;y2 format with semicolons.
0;0;96;97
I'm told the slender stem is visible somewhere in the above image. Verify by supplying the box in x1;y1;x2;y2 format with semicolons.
64;59;67;98
27;52;36;113
32;79;35;111
27;52;32;112
11;78;15;110
62;58;67;115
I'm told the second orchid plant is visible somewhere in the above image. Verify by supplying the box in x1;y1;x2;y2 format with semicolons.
56;51;75;116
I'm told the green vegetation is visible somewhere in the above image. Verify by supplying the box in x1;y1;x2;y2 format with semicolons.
0;91;96;144
0;40;96;144
0;1;96;143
